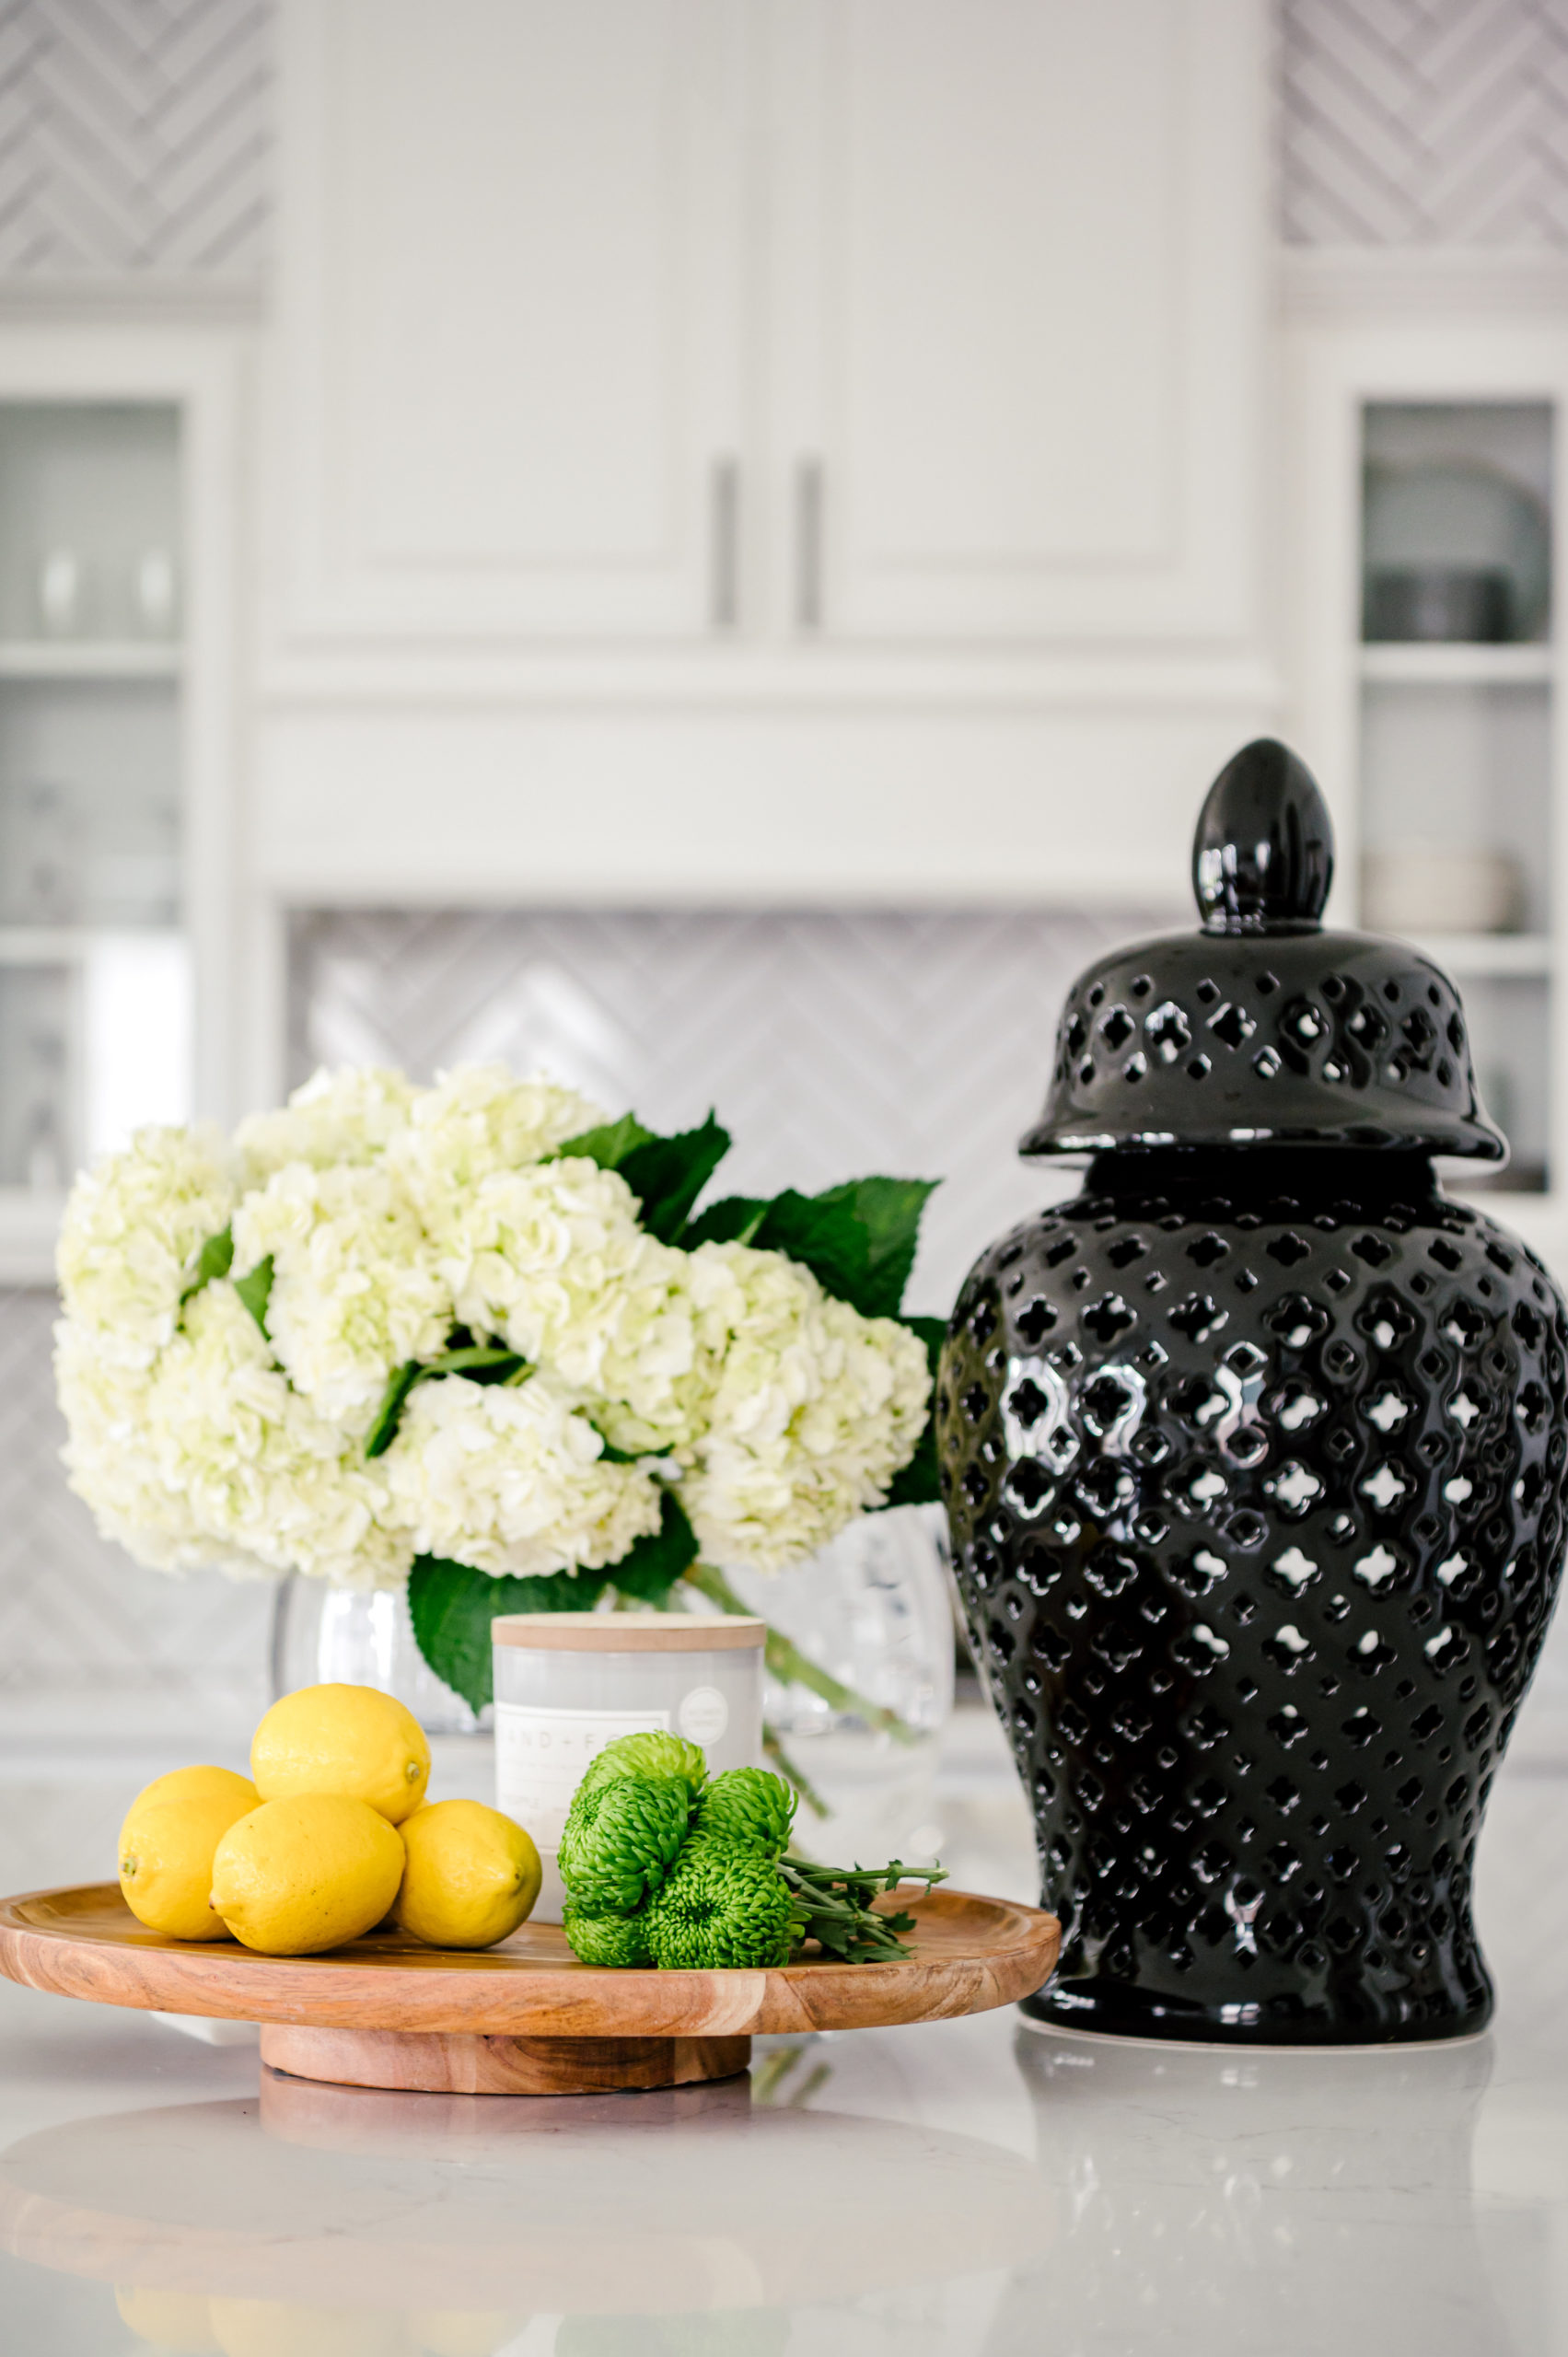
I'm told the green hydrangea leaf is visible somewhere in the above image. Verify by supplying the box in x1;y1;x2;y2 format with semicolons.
738;1188;866;1306
883;1432;941;1509
553;1112;656;1170
680;1194;768;1249
881;1315;945;1509
607;1488;699;1605
407;1554;609;1713
617;1113;732;1244
233;1254;274;1339
555;1110;733;1246
365;1345;528;1460
902;1313;947;1369
682;1177;937;1319
180;1225;233;1307
364;1361;424;1459
764;1178;938;1319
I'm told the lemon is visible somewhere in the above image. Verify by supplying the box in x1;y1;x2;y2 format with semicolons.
409;2313;520;2357
394;1800;541;1950
251;1684;430;1825
118;1767;261;1941
116;2283;220;2352
208;2298;405;2357
211;1794;405;1956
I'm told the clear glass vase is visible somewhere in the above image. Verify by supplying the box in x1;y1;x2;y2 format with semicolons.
721;1504;956;1867
269;1578;482;1736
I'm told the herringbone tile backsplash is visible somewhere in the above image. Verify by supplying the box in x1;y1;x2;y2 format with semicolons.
1280;0;1568;244
0;0;268;276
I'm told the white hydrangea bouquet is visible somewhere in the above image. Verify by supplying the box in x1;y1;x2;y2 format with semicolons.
55;1063;941;1723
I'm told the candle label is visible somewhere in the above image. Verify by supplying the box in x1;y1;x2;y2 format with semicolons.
494;1702;670;1851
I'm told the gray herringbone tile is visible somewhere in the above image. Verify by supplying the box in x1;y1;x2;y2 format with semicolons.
1282;0;1568;244
0;0;268;276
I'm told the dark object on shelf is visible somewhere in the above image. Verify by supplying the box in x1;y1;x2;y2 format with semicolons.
1364;564;1513;643
940;738;1568;2045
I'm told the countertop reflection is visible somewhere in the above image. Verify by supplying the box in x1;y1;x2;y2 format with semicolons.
4;1735;1568;2353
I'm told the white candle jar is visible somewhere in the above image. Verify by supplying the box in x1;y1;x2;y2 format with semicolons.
493;1612;765;1922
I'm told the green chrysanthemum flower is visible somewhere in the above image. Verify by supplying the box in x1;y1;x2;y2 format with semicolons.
692;1767;796;1860
557;1771;691;1913
563;1903;655;1968
645;1836;794;1970
580;1730;708;1805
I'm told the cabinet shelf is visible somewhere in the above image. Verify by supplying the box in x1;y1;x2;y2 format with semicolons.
0;923;183;963
1408;933;1553;978
1358;644;1552;687
0;641;180;681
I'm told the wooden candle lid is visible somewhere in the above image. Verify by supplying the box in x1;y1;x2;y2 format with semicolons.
492;1611;766;1652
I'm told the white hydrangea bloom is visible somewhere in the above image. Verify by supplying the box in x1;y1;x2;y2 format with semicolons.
54;1321;241;1576
441;1155;720;1452
56;1125;234;1373
236;1065;417;1186
231;1160;452;1431
674;1242;930;1572
394;1063;605;1246
138;1283;412;1590
383;1371;664;1577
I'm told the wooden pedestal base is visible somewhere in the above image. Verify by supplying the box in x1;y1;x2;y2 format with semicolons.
258;2022;753;2096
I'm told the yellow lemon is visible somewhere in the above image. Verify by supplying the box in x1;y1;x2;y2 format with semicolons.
116;2283;220;2352
211;1794;405;1956
208;2298;405;2357
394;1801;541;1950
118;1767;261;1941
409;2313;520;2357
251;1684;430;1824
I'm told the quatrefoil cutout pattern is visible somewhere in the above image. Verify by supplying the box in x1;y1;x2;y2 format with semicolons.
1044;935;1484;1153
939;1174;1568;2040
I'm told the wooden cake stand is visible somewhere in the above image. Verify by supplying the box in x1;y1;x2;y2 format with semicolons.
0;1883;1060;2096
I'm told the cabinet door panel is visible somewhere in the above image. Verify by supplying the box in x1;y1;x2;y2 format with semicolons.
772;0;1264;644
274;0;748;642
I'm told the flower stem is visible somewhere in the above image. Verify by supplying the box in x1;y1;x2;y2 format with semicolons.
762;1720;830;1818
683;1560;919;1747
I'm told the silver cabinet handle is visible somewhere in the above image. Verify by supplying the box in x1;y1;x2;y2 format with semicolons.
796;457;823;632
710;457;740;632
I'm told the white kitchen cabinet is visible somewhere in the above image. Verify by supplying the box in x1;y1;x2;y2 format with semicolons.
268;0;1267;658
0;328;244;1280
270;0;752;644
763;0;1265;644
1283;299;1568;1270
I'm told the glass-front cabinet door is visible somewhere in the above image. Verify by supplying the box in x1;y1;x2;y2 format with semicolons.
1358;399;1553;1193
0;401;191;1220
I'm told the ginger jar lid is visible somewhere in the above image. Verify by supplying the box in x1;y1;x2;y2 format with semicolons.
1021;738;1507;1165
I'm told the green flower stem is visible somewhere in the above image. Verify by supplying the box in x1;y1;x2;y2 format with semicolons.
682;1560;919;1748
777;1858;947;1963
761;1721;830;1820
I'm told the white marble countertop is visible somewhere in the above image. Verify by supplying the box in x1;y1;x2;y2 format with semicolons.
2;1707;1567;2355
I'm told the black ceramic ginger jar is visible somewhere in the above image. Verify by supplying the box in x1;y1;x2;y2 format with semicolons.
939;740;1568;2044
